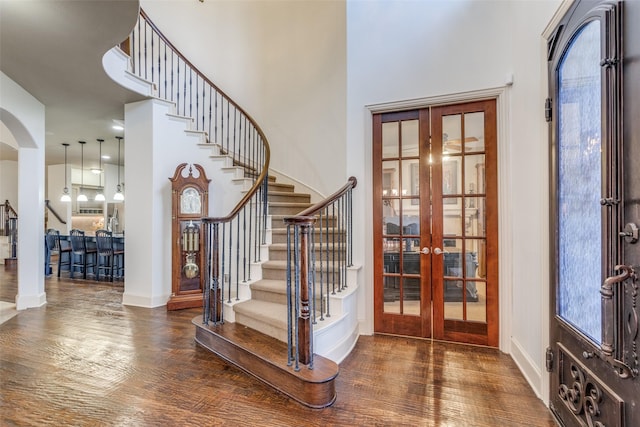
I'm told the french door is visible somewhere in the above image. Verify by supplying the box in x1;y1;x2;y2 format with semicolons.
373;100;498;346
548;1;640;425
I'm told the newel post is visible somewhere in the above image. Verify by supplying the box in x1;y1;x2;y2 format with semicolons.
285;215;316;367
298;221;312;365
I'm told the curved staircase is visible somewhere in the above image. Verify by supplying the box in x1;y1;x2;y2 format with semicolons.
105;8;360;408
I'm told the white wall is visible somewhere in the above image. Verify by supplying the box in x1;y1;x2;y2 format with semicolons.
140;0;347;195
0;159;18;206
346;0;561;401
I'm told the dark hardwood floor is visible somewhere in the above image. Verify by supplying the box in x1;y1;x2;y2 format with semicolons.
0;265;557;426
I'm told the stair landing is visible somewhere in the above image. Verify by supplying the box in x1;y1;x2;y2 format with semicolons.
193;317;339;408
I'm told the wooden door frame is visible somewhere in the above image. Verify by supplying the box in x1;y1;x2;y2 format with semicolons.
371;94;504;347
373;110;432;337
430;99;499;347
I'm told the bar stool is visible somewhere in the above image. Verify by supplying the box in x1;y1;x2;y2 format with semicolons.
45;229;72;277
95;229;124;281
69;229;97;279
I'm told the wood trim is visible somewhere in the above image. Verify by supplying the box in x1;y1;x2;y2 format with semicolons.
193;318;338;408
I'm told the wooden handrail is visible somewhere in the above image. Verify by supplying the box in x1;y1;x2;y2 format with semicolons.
292;176;357;219
3;199;17;217
45;200;67;225
283;177;357;367
136;9;271;225
138;9;262;133
201;154;270;224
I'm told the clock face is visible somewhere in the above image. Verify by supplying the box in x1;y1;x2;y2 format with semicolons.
180;187;201;214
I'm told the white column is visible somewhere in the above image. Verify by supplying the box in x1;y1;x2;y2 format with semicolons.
121;99;173;307
16;147;46;309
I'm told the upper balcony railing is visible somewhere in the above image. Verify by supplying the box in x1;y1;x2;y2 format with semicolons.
127;9;270;325
129;9;270;185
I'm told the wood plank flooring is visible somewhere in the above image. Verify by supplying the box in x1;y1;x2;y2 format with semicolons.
0;267;557;426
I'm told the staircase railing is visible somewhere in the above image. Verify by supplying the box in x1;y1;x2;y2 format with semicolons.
45;200;67;225
284;177;357;369
131;10;265;177
126;10;270;324
1;200;18;258
127;9;355;371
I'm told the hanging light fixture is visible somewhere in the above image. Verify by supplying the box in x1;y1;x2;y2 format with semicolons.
77;141;88;202
60;143;71;202
95;139;105;202
113;136;124;201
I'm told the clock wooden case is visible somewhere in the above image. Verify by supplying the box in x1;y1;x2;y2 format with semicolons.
167;163;210;310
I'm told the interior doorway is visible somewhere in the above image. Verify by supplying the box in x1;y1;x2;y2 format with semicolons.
373;99;498;346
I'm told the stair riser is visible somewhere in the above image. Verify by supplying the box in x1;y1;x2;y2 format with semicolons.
268;247;347;261
271;216;340;228
267;183;295;193
270;231;346;244
268;204;312;215
251;288;331;308
261;267;344;284
235;312;289;343
268;193;311;203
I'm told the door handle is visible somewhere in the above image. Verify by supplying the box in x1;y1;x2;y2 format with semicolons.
421;247;448;255
600;264;637;378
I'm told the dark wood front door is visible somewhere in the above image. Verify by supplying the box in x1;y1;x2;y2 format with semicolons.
373;100;498;346
548;1;640;425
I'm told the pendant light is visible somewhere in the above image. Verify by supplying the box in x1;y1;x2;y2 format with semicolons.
60;143;71;202
77;141;88;202
94;139;105;202
113;136;124;201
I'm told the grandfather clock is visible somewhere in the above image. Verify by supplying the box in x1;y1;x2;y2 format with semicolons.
168;163;210;310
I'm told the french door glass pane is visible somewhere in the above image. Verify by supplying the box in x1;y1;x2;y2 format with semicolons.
382;122;399;158
557;20;602;343
382;160;400;197
443;158;461;196
382;199;400;234
401;119;419;157
444;210;462;236
466;239;485;278
465;154;485;194
442;114;462;154
383;274;400;313
468;282;486;322
402;159;419;198
463;112;485;153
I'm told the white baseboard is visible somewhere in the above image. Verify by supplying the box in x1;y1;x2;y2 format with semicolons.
122;292;170;308
510;336;545;401
317;321;360;364
15;292;47;310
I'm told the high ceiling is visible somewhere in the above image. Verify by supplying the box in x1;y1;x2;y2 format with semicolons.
0;0;144;169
